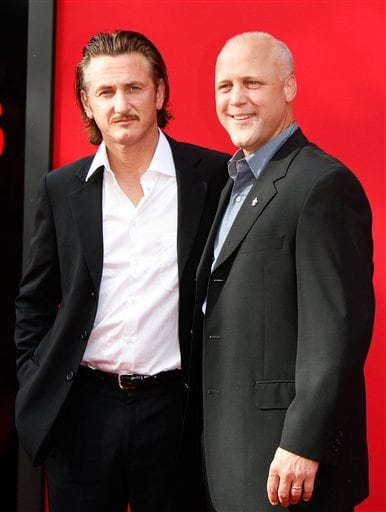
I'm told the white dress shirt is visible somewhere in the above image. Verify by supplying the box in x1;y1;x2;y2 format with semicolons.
81;130;180;375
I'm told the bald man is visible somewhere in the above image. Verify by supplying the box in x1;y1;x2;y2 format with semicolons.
193;31;374;512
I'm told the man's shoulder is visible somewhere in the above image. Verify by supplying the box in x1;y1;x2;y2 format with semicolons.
46;154;95;183
297;141;349;173
286;129;349;174
52;154;95;174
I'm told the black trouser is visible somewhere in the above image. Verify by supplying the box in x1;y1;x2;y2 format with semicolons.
45;368;185;512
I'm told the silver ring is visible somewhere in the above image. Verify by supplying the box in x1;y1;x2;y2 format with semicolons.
291;486;302;490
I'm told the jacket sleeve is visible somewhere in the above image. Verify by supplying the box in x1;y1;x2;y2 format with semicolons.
279;165;374;465
14;173;62;381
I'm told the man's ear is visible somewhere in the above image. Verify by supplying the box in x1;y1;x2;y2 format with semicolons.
155;79;166;110
80;90;94;119
284;74;297;102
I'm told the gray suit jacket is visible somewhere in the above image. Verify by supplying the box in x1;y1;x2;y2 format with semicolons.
195;129;374;511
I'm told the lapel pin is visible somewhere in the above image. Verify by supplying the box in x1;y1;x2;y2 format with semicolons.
251;197;258;207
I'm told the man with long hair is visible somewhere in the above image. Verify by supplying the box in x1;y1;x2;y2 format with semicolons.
15;30;229;512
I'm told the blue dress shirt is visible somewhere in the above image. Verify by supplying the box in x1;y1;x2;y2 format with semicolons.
213;122;299;266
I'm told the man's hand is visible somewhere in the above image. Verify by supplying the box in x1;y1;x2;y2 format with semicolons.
266;447;319;507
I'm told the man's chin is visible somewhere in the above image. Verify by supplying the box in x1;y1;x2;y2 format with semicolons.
225;128;251;148
229;136;251;152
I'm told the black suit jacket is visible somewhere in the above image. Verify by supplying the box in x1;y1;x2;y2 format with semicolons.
195;129;375;511
14;135;229;467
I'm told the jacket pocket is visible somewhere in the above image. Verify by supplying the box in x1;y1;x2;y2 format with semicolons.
254;380;295;410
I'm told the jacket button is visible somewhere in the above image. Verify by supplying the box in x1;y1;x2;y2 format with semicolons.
80;330;89;341
66;371;75;381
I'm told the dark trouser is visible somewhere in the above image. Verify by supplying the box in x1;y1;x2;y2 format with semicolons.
207;496;355;512
290;508;354;512
45;368;185;512
208;507;354;512
291;509;354;512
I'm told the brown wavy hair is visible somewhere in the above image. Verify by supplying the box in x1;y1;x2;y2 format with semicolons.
75;30;173;145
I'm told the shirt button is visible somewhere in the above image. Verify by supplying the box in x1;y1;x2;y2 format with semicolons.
235;195;242;202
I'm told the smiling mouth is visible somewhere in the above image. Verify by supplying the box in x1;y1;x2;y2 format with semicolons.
230;114;254;120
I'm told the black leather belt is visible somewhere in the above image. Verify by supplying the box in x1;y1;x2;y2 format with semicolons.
78;365;182;390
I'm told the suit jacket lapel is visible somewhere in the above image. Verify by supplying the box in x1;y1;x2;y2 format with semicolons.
69;163;104;292
168;138;208;279
212;130;308;272
66;137;211;293
212;167;278;271
196;178;232;280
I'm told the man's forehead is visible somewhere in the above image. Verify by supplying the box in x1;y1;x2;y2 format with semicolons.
216;40;278;78
84;53;152;83
218;38;271;63
86;52;149;69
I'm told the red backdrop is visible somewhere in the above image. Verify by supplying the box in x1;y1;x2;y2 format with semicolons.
51;1;385;511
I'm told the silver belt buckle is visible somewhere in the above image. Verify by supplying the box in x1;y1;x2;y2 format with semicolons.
118;372;135;390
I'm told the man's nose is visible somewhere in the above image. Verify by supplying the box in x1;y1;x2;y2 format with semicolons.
230;85;247;105
114;91;131;114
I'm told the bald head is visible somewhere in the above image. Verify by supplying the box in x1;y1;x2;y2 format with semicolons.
215;31;297;155
217;31;294;81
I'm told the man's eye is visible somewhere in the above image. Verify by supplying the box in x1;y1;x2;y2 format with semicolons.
246;81;261;88
218;83;232;92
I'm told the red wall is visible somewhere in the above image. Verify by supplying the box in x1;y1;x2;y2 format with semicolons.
52;1;385;511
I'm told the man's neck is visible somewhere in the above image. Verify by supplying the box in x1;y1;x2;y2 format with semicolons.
106;128;160;176
104;128;160;204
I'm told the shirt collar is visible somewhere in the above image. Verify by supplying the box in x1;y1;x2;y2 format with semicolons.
228;121;299;179
85;129;176;182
